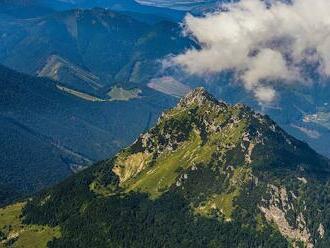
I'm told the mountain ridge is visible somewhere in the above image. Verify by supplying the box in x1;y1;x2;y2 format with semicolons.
1;88;329;247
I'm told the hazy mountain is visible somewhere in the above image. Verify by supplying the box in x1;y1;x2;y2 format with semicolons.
0;0;185;20
0;8;192;95
2;88;330;247
0;8;148;83
45;0;185;20
0;0;55;18
0;64;176;206
135;0;227;11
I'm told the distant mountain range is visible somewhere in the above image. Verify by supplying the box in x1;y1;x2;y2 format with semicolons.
135;0;231;10
135;0;217;10
1;88;330;247
0;7;192;93
0;0;234;19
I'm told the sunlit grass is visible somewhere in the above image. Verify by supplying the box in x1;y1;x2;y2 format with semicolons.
0;203;60;248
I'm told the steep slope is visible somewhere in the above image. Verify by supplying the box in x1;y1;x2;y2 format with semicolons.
4;88;330;247
115;20;194;86
38;55;103;94
0;65;175;206
0;115;74;206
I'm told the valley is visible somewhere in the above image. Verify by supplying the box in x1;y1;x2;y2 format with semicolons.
0;65;175;205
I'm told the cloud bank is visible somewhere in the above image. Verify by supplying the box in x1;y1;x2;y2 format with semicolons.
172;0;330;103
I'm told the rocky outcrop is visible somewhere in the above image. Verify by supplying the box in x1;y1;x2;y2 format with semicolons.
318;223;325;239
112;152;151;183
178;87;221;108
259;184;313;248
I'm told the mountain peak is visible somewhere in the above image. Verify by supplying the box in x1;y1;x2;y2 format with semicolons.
179;87;221;107
11;89;330;248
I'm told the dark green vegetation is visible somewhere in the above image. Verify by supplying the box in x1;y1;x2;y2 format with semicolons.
0;202;60;248
0;64;175;206
3;88;330;247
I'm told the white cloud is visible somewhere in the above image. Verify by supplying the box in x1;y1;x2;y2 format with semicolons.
172;0;330;103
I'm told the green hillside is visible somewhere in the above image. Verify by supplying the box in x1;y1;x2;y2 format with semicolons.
2;88;330;247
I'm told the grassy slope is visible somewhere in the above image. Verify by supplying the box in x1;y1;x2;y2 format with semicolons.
0;203;60;248
124;129;205;197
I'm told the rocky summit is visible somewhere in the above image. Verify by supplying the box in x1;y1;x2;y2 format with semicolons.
1;88;330;248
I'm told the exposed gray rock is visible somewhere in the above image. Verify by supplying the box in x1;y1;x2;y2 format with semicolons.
259;184;313;248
